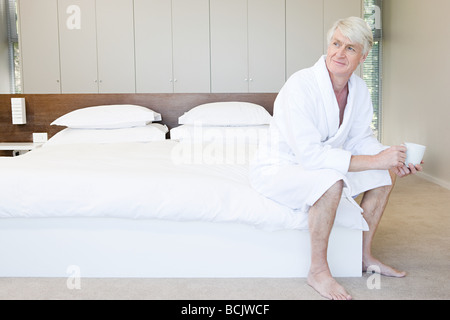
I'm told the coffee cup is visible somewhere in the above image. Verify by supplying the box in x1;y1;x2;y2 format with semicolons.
404;142;426;166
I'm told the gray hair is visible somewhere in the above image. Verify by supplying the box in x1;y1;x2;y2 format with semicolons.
327;17;374;56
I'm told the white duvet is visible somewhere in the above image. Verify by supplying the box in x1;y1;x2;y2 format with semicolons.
0;140;368;231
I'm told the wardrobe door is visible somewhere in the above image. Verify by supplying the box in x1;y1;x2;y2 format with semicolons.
210;0;248;93
248;0;285;93
19;0;61;93
286;0;324;78
58;0;98;93
96;0;135;93
324;0;363;50
172;0;210;93
134;0;173;93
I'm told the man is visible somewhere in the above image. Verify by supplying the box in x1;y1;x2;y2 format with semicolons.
250;17;422;300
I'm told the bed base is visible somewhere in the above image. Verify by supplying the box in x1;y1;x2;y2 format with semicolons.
0;218;362;278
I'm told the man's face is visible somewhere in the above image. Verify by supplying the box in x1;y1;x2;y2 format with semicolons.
326;28;367;78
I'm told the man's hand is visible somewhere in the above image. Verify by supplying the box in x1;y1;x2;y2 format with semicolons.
393;162;424;178
349;146;424;175
378;146;424;177
376;145;407;169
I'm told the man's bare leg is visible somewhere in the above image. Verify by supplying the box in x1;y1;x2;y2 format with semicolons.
307;180;352;300
360;170;406;277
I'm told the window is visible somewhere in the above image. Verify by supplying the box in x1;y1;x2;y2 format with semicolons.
363;0;383;139
5;0;20;93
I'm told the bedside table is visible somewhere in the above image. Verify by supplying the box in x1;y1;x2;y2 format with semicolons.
0;143;44;157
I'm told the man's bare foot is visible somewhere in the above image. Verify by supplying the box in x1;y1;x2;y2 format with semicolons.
363;256;406;278
307;270;352;300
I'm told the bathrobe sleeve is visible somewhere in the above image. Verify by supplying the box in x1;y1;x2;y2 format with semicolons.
273;76;352;175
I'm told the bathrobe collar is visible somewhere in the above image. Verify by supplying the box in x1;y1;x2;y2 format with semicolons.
313;55;356;146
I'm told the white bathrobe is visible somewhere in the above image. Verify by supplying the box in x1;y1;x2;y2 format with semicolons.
250;56;392;214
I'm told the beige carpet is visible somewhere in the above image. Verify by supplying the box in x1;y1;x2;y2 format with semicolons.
1;175;449;300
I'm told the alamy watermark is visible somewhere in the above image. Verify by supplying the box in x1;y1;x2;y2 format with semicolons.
366;265;382;290
365;5;382;30
66;5;81;30
170;124;279;166
66;265;81;290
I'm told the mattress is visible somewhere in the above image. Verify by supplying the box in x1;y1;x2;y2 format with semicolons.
0;140;368;231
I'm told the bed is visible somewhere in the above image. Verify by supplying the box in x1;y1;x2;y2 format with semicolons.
0;93;366;278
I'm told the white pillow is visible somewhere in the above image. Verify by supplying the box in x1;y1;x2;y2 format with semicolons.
51;104;162;129
44;124;168;147
178;102;272;126
170;124;270;144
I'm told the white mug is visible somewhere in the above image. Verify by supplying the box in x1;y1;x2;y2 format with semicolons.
404;142;426;166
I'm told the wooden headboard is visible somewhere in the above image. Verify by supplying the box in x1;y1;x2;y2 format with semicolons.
0;93;277;143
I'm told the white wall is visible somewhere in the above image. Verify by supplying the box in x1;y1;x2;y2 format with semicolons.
382;0;450;189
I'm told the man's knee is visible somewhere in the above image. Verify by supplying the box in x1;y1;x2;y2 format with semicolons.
382;170;397;195
310;180;344;217
320;179;344;203
329;179;344;195
364;181;394;206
